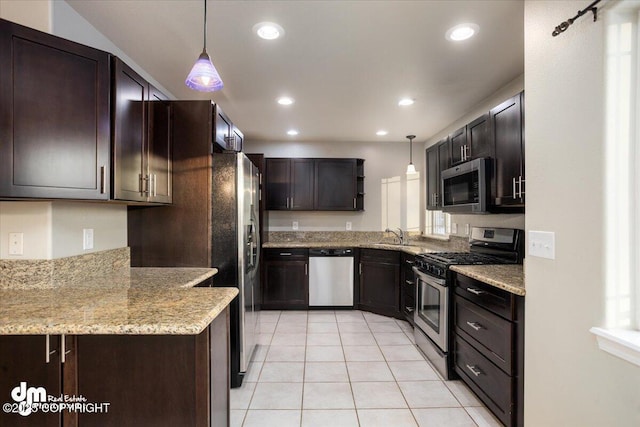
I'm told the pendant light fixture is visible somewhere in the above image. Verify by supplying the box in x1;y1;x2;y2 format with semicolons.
406;135;417;174
185;0;223;92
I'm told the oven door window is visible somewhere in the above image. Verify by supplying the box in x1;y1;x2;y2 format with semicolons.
443;170;479;206
418;281;441;334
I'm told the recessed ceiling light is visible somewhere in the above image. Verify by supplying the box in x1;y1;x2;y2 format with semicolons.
253;22;285;40
277;97;294;105
446;23;479;41
398;98;415;106
376;130;388;136
287;129;299;136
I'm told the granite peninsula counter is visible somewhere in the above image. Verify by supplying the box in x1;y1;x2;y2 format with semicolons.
0;267;238;335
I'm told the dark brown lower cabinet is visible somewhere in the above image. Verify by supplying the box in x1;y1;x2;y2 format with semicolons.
400;253;416;324
0;308;229;427
358;249;401;319
262;248;309;309
453;273;524;427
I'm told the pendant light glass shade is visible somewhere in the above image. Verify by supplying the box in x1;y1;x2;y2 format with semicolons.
406;163;417;174
185;49;223;91
185;0;223;92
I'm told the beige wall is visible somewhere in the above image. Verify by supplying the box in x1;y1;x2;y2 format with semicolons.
242;140;415;231
524;1;640;426
0;0;51;32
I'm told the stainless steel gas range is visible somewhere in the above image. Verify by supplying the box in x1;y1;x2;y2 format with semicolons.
413;227;524;380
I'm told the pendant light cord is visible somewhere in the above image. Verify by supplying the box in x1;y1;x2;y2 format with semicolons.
203;0;207;51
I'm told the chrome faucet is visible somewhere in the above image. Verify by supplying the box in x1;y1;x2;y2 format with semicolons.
385;228;406;245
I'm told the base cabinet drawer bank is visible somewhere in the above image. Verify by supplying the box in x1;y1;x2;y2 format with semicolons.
0;309;230;427
453;272;524;427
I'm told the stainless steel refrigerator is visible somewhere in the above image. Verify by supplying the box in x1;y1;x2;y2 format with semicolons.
211;152;260;388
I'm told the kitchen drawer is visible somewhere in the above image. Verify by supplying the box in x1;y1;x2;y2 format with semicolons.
401;253;416;269
360;248;400;264
264;248;309;260
455;295;513;374
455;273;515;320
455;335;512;426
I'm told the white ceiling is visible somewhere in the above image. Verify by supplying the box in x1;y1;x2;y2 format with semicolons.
66;0;524;144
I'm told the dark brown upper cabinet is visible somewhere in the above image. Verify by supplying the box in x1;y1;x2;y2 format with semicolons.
265;158;364;211
490;92;524;209
450;113;492;166
0;18;111;200
112;57;172;204
426;138;450;210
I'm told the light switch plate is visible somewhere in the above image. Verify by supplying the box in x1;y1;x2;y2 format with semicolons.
451;223;458;234
346;222;352;231
529;230;555;259
292;221;299;231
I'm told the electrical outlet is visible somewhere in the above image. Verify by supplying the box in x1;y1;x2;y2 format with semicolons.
83;228;94;250
346;222;352;231
451;223;458;234
529;230;555;259
8;232;23;255
292;221;299;231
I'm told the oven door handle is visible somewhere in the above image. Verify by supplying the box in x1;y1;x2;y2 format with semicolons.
412;267;447;286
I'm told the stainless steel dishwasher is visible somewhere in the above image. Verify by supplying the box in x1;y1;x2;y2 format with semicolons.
308;248;354;307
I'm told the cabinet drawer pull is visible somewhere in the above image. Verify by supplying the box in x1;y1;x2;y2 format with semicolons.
466;321;483;331
405;280;414;285
405;260;414;265
466;364;483;377
405;306;414;313
466;287;486;296
279;252;292;256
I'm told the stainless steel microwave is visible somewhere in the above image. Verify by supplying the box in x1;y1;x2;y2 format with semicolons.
441;158;489;213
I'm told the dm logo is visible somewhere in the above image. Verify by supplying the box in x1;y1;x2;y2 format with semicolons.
11;382;46;416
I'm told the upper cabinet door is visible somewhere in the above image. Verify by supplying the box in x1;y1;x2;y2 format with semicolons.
0;19;110;199
112;58;147;202
467;113;492;160
214;106;232;151
491;92;524;207
315;159;357;210
147;84;172;204
290;159;315;210
265;158;291;210
426;143;440;210
449;126;467;165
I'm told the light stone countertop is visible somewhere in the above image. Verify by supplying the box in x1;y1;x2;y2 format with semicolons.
262;241;446;255
0;268;239;335
450;264;525;296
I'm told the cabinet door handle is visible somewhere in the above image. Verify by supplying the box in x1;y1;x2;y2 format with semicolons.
305;263;308;276
466;321;483;331
460;146;464;161
512;177;517;199
359;263;362;275
405;280;414;285
466;287;486;296
45;335;56;363
518;176;525;198
466;364;483;377
100;166;106;194
353;198;356;209
279;252;292;256
153;174;157;197
61;334;69;364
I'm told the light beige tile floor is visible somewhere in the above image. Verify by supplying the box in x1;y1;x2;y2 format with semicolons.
230;310;503;427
